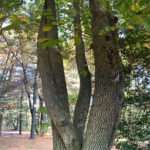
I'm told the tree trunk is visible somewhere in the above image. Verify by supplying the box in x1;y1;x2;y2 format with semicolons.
73;0;91;146
30;110;36;139
38;0;124;150
0;113;3;136
38;95;45;136
83;1;124;149
30;69;38;139
19;89;23;135
38;0;80;150
52;123;66;150
22;63;32;114
21;62;38;139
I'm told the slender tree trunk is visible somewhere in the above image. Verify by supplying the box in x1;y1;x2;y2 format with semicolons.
30;110;36;138
82;1;124;149
38;0;80;150
30;69;38;139
16;116;19;131
0;113;3;136
73;0;91;146
19;111;22;135
22;63;32;113
21;63;37;139
19;89;24;135
38;95;44;136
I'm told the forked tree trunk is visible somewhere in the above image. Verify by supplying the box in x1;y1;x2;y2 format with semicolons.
38;0;124;150
82;1;124;150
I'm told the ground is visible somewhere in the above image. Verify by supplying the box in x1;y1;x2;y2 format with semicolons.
0;131;52;150
0;131;117;150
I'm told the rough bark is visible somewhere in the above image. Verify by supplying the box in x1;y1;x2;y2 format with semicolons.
52;123;66;150
38;0;80;150
73;0;91;146
83;1;124;150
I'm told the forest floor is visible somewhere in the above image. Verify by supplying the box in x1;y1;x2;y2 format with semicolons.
0;131;52;150
0;131;118;150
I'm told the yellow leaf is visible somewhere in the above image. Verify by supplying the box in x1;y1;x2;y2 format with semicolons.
143;43;150;49
0;13;5;19
131;2;140;13
127;24;134;30
42;25;52;32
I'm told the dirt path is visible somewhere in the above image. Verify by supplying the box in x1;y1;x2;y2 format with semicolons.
0;132;52;150
0;131;118;150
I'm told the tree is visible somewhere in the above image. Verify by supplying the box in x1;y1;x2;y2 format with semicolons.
116;65;150;149
82;0;124;149
38;0;124;150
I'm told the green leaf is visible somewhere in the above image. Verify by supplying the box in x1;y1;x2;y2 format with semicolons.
38;106;47;113
38;38;59;48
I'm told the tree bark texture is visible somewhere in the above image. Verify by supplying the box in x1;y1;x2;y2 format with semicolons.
38;0;80;150
73;0;91;146
82;1;124;150
38;0;124;150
